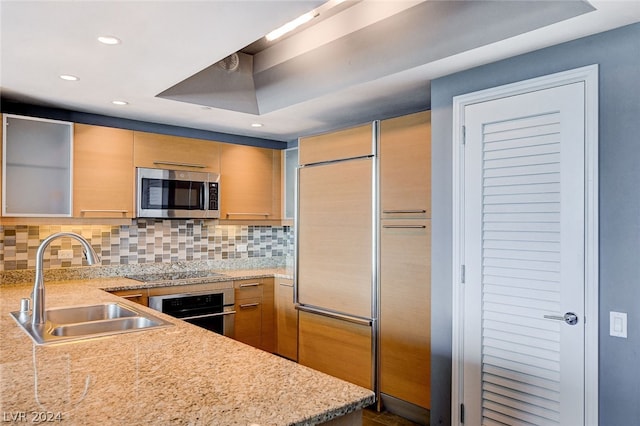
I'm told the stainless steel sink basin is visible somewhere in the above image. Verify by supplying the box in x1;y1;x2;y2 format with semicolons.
46;302;138;324
10;302;173;345
50;316;164;337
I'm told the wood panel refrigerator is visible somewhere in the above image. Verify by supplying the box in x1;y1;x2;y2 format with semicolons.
296;122;377;391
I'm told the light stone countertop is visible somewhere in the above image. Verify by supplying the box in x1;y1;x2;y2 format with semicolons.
0;271;374;425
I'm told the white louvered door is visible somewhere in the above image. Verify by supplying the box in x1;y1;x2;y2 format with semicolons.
462;82;585;425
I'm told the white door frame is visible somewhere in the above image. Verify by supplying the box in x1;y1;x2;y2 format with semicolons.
451;65;599;425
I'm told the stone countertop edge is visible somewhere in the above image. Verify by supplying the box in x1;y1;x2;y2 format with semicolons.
0;272;374;425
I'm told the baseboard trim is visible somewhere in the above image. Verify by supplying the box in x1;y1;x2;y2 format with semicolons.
380;393;429;425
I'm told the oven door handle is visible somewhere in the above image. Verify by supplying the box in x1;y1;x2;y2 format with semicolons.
180;310;236;321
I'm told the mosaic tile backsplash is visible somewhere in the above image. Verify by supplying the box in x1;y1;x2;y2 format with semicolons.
0;220;293;272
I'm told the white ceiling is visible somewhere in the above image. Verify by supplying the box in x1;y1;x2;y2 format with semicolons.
1;1;639;143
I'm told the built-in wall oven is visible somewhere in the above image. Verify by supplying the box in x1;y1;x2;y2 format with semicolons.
126;272;235;336
148;288;235;336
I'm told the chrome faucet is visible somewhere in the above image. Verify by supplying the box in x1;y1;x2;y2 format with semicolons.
31;232;100;326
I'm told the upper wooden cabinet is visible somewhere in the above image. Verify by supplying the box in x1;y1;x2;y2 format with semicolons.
298;123;374;165
220;143;281;220
133;131;220;173
73;124;134;218
380;111;431;219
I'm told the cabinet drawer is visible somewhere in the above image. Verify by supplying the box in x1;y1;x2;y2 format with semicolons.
110;288;149;307
234;280;264;299
234;297;263;347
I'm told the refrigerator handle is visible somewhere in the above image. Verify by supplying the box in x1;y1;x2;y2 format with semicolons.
295;304;373;327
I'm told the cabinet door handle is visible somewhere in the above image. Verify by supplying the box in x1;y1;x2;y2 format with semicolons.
153;161;207;169
382;225;426;229
119;293;143;299
239;283;261;288
240;302;260;308
382;209;426;214
226;212;270;218
81;209;128;213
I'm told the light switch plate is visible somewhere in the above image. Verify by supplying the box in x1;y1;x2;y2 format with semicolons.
610;311;627;338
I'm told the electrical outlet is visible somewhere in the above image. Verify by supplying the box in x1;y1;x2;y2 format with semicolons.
58;249;74;260
236;244;248;253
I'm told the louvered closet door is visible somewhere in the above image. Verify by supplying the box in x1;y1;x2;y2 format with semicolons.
463;82;585;425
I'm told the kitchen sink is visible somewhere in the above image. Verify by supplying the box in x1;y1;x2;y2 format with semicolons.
46;303;138;324
10;302;173;345
50;316;164;337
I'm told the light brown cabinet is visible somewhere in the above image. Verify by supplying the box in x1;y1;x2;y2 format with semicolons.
73;124;134;218
380;111;431;219
379;110;431;414
109;288;149;306
133;131;220;172
220;144;281;220
298;311;373;390
275;277;297;361
233;278;275;352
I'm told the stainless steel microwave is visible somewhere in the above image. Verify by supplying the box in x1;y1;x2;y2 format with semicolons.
136;167;220;219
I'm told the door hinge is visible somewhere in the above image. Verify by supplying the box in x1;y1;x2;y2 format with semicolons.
460;403;465;423
461;265;465;284
462;125;466;145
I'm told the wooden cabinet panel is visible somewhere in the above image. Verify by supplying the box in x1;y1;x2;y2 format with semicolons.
275;278;298;361
133;131;220;172
298;311;373;390
380;111;431;219
220;143;281;220
297;158;373;318
73;124;134;218
235;296;263;348
233;278;275;352
380;220;431;409
110;288;149;307
299;123;374;165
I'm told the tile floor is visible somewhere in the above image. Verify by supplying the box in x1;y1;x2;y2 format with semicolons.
362;407;426;426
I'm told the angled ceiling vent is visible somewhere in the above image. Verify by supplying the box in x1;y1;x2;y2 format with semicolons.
157;51;259;114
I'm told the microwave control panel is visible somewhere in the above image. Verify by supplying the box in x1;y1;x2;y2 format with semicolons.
209;182;219;210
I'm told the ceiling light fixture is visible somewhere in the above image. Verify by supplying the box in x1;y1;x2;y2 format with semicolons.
59;74;79;81
112;100;128;106
98;35;121;45
265;10;318;41
251;123;264;128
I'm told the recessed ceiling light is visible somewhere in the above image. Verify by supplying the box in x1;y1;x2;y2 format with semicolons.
112;100;128;106
251;123;264;128
98;36;121;45
59;74;79;81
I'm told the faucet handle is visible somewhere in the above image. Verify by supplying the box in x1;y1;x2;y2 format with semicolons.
20;298;30;313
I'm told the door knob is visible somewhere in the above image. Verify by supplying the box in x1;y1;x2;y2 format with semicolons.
544;312;579;325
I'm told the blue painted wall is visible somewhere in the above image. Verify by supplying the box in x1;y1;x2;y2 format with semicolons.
431;23;640;425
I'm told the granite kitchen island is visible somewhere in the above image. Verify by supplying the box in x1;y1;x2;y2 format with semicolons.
0;276;374;425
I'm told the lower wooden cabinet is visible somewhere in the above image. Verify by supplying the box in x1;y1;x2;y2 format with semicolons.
109;288;148;306
233;278;275;352
298;310;373;390
379;220;431;410
275;278;298;361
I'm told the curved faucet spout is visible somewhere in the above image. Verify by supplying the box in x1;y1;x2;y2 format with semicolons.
31;232;100;326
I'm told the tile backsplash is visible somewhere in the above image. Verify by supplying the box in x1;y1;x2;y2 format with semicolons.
0;220;293;272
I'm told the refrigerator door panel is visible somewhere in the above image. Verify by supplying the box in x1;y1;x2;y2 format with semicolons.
297;157;373;319
298;310;373;390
